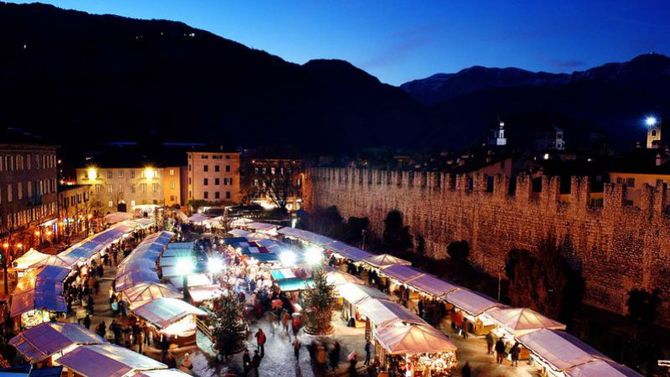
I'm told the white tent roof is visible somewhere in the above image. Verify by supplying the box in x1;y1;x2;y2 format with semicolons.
168;273;212;289
518;329;607;372
123;282;180;308
336;283;387;305
188;285;226;302
325;270;364;286
187;213;209;223
380;265;424;284
57;344;166;376
356;298;425;327
9;322;107;363
406;273;459;298
444;288;503;316
12;248;49;270
103;212;134;225
328;241;374;262
362;254;411;269
246;222;279;231
277;227;335;247
485;307;566;336
134;370;193;377
566;359;642;377
375;323;457;355
132;298;208;329
175;211;189;222
228;228;251;238
230;218;254;227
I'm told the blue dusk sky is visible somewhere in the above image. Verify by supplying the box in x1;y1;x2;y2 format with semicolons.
8;0;670;85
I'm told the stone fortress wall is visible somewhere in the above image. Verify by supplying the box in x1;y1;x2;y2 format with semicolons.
304;168;670;325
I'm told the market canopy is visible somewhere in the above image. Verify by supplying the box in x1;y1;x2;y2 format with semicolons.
406;274;459;298
228;229;251;238
133;370;193;377
33;254;71;269
375;323;457;355
123;283;180;308
115;270;160;292
444;288;503;317
356;299;425;327
566;359;642;377
12;249;49;271
336;283;387;305
229;217;254;227
187;213;209;223
327;241;374;262
380;265;424;284
103;212;134;225
167;273;212;289
485;307;566;336
277;278;314;292
57;344;166;377
518;329;607;372
362;254;411;269
11;266;70;317
188;285;225;302
277;227;335;247
132;298;208;329
9;322;106;363
325;270;364;286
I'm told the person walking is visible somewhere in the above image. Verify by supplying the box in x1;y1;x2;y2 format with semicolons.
485;332;495;355
510;342;520;367
347;351;358;377
292;337;301;360
82;315;91;329
281;310;291;338
329;341;341;372
252;349;261;377
255;328;266;358
461;362;472;377
495;338;506;364
364;340;372;366
243;349;252;376
96;321;106;339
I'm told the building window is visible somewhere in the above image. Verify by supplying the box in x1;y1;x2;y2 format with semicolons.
215;178;220;185
131;184;136;193
188;164;191;172
188;177;192;185
215;191;220;199
226;191;231;199
226;165;231;172
204;191;209;199
26;155;30;170
108;201;114;208
131;200;136;207
225;155;230;159
27;181;32;198
141;183;147;193
107;171;113;179
201;154;209;159
204;165;209;172
118;171;124;178
169;169;175;176
170;181;176;189
107;185;113;193
625;178;635;188
152;183;158;193
204;178;209;186
215;165;220;172
7;184;12;202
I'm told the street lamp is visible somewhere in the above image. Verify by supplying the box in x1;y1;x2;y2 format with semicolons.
646;116;658;127
207;257;224;274
304;246;323;267
279;250;297;267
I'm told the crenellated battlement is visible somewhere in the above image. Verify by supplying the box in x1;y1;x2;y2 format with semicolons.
304;167;670;326
309;167;669;216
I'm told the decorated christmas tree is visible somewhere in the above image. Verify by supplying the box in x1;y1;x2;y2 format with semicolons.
212;294;248;358
303;268;335;334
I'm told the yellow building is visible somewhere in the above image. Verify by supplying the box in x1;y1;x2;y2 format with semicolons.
76;165;183;212
186;151;241;204
609;170;670;206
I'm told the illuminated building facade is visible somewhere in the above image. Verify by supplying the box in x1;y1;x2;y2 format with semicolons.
186;151;241;204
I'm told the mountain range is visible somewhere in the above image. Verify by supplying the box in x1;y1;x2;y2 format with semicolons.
1;2;669;155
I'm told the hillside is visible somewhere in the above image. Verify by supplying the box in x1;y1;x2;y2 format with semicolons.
0;2;431;155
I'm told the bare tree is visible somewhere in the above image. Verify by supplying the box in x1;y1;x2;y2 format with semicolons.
242;159;303;210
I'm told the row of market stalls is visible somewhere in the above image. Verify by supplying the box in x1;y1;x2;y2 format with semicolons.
10;219;155;328
114;233;210;345
270;225;642;377
9;322;191;376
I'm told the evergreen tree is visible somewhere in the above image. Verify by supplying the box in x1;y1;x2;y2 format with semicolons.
383;210;413;252
303;269;336;335
212;294;248;358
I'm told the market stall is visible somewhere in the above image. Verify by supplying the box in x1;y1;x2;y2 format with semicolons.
56;344;167;376
11;248;49;275
10;265;71;327
484;307;566;337
362;254;411;270
356;298;425;329
565;359;642;377
277;226;335;248
327;241;374;262
187;213;209;224
335;283;387;325
228;228;251;238
325;270;364;286
131;297;208;345
245;222;280;235
9;322;106;364
122;282;180;309
374;323;457;377
103;212;134;225
443;288;504;335
405;273;458;299
517;329;608;377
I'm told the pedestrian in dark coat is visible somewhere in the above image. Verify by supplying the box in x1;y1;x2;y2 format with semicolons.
495;338;506;364
252;350;261;377
461;362;472;377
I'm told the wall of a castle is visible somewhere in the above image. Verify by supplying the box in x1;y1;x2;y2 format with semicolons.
304;168;670;325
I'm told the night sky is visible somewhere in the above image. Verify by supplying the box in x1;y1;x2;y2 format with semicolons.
8;0;670;85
